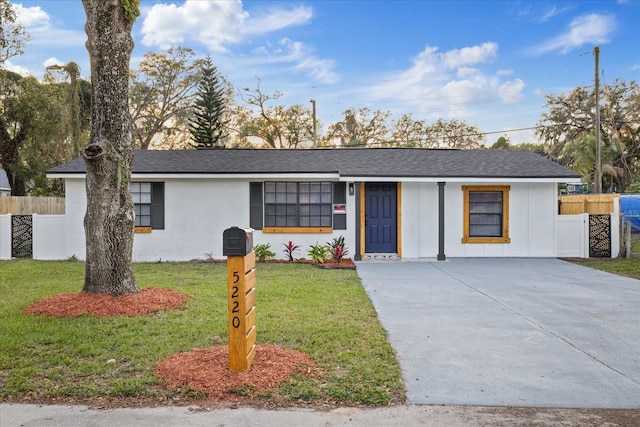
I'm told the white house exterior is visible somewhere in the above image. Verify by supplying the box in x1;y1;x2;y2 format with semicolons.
42;148;581;262
0;169;10;196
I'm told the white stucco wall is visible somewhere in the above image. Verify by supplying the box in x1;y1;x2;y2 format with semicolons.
0;214;11;259
400;181;559;258
32;214;66;260
61;178;357;262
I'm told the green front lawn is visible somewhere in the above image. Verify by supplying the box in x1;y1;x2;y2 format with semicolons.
0;261;404;407
562;257;640;280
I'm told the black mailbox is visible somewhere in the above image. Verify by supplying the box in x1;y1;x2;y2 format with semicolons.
223;227;254;256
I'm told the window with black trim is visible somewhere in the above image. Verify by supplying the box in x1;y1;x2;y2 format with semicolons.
264;181;332;227
131;182;164;229
250;182;346;231
462;185;510;243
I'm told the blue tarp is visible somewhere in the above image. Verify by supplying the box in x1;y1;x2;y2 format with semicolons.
620;195;640;232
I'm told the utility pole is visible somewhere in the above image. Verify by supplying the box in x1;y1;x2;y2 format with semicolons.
594;46;602;194
310;99;317;147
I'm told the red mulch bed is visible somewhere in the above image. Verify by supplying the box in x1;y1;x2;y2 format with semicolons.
22;287;189;317
21;287;319;405
154;344;316;401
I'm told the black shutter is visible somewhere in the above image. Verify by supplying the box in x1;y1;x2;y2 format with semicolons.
250;182;263;230
333;182;346;230
150;182;164;229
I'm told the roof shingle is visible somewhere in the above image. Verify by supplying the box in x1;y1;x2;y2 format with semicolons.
47;148;580;179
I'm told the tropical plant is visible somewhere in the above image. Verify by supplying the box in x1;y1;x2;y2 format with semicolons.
327;236;349;262
282;240;301;261
307;243;329;264
254;243;275;262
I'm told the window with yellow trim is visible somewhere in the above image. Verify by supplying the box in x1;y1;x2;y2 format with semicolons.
462;185;510;243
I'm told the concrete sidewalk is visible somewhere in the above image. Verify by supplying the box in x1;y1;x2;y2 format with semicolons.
2;403;639;426
356;258;640;408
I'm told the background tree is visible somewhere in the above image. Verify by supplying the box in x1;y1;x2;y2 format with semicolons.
0;0;30;64
129;47;201;149
237;79;314;148
81;0;139;296
45;62;89;157
536;79;639;191
391;114;426;147
0;70;79;195
188;55;228;149
326;107;391;146
490;136;511;149
420;118;485;149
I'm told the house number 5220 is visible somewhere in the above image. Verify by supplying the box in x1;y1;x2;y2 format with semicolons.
231;271;240;328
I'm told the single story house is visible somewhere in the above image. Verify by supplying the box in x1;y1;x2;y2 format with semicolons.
0;169;10;196
46;148;581;262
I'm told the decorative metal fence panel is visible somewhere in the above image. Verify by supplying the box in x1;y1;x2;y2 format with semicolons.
12;215;33;258
589;214;611;258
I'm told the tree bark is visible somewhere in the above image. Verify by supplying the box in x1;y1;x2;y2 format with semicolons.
81;0;138;295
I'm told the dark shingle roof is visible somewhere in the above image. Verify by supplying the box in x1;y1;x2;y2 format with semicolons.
47;148;580;179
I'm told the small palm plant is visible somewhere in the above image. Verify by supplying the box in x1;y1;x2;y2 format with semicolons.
282;240;301;261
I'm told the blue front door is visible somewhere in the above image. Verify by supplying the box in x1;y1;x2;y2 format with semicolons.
365;183;397;253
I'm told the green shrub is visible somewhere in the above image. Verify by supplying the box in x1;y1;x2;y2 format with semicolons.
254;243;275;261
307;243;329;264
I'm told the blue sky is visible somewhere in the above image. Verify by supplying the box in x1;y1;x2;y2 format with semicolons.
6;0;640;144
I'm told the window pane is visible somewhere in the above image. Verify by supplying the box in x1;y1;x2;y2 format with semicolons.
321;205;331;215
265;205;276;215
287;182;297;193
276;216;287;226
310;193;321;203
287;205;297;216
265;215;276;227
321;182;332;193
299;193;310;203
276;182;287;192
140;192;151;204
265;193;276;203
470;224;501;237
300;205;310;216
140;205;151;215
276;193;287;203
265;182;275;192
321;192;332;203
287;193;297;203
321;217;332;227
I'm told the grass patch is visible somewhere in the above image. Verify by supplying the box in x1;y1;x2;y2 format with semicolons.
562;257;640;280
0;260;404;406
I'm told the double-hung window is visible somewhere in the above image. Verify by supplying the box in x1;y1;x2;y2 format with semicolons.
131;182;165;231
462;185;510;243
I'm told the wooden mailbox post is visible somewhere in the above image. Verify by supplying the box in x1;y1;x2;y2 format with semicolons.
223;227;256;372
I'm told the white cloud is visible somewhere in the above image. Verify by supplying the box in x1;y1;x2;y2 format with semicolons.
14;3;84;47
141;1;247;51
43;57;64;68
13;3;49;27
533;13;616;55
140;0;312;52
2;60;31;76
364;43;524;119
499;79;526;104
540;5;571;23
441;42;498;69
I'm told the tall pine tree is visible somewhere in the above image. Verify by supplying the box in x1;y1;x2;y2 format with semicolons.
189;56;227;149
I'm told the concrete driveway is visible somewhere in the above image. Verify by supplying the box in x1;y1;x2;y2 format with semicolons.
356;258;640;408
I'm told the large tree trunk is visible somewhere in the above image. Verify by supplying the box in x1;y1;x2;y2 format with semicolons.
81;0;138;295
